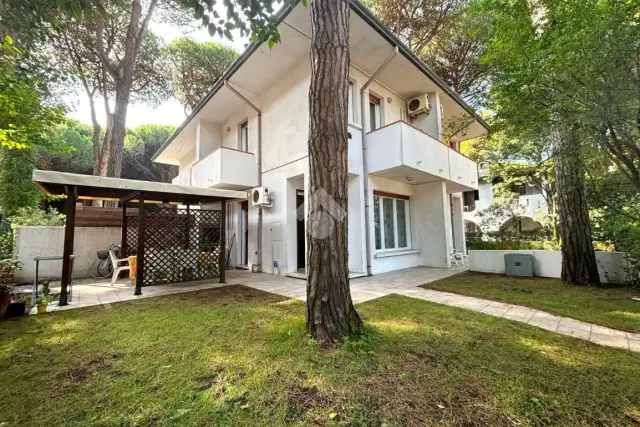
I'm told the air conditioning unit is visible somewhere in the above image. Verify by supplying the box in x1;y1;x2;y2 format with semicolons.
407;94;430;117
251;187;271;207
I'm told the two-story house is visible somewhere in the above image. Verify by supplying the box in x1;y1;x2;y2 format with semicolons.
153;0;489;277
463;162;548;233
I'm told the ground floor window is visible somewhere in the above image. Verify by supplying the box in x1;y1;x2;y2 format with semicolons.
373;191;410;251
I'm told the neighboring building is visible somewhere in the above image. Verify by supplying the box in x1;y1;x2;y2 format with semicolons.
463;162;548;234
152;0;488;276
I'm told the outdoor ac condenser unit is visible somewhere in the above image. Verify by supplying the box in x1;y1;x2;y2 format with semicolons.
407;94;430;116
251;187;271;207
504;253;535;277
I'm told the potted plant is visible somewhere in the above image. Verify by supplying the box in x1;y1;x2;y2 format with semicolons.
36;281;54;314
0;258;22;285
4;288;26;317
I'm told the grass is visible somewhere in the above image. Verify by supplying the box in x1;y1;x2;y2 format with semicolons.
422;272;640;332
0;285;639;426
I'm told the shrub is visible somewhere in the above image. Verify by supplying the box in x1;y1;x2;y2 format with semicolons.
9;207;64;226
466;240;560;251
0;230;14;259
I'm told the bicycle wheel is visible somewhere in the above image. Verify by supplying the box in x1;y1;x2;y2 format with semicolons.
97;259;113;278
90;260;104;279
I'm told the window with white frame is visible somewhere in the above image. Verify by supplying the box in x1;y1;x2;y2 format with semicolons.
369;93;382;131
239;120;248;151
373;191;410;251
347;80;356;124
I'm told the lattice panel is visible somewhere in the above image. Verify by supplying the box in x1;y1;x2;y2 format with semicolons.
125;215;138;257
139;206;222;286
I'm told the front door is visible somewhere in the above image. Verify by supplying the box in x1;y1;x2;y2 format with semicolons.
296;192;305;270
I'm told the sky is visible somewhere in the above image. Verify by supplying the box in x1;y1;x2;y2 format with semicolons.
65;18;249;129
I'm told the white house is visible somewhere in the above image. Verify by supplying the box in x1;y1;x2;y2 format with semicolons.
463;162;548;233
152;0;489;277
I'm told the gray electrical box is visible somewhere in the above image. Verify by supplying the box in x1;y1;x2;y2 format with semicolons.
505;254;535;277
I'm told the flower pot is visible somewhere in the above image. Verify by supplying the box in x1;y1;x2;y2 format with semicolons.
36;304;47;314
5;301;26;317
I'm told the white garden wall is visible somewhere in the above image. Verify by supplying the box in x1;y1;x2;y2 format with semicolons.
14;226;122;282
469;250;628;284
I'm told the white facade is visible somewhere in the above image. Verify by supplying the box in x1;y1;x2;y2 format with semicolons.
153;2;487;276
463;164;548;233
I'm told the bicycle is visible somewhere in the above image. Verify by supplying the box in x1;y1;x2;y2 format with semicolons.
89;244;121;279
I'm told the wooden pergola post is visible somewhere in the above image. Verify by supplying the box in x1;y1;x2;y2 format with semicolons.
120;202;127;257
135;193;145;296
59;185;76;306
219;201;226;283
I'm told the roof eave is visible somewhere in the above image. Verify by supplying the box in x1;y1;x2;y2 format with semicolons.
154;0;490;162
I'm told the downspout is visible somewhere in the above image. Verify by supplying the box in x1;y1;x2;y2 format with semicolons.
224;80;263;272
360;46;398;276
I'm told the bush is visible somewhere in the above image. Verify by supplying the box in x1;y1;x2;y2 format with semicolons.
0;231;14;259
466;240;560;250
9;207;64;226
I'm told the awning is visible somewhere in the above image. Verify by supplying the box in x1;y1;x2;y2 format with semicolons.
32;170;248;204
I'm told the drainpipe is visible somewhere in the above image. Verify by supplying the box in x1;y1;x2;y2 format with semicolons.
360;46;398;276
224;80;263;272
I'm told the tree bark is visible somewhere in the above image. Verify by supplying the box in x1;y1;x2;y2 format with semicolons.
306;0;364;344
552;123;601;286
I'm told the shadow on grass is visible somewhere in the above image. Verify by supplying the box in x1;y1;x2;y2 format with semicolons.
1;285;639;426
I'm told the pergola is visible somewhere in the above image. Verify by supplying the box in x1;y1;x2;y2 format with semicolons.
32;170;248;306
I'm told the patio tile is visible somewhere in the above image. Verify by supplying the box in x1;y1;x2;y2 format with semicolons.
557;318;592;333
556;327;591;340
528;316;560;332
590;333;629;350
503;309;536;323
591;325;627;337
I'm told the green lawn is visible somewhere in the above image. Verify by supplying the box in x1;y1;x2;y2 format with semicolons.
1;285;639;426
422;272;640;332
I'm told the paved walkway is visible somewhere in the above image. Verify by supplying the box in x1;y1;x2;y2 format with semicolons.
397;287;640;352
35;266;638;353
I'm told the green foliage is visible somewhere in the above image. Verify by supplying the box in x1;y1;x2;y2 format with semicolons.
466;240;560;251
9;207;64;227
0;258;23;274
0;147;42;215
122;125;178;182
0;36;65;150
37;119;93;174
36;280;56;305
166;37;238;114
0;231;14;260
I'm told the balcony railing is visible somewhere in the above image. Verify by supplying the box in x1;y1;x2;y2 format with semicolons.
366;121;478;191
172;147;258;191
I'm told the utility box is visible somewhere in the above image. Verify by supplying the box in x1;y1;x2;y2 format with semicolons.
505;254;535;277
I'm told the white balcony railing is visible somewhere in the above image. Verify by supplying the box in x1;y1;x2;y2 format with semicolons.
172;147;258;191
366;121;478;191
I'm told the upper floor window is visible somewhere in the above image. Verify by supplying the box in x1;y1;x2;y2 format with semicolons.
239;120;248;152
511;184;527;196
373;191;410;251
369;94;381;131
347;80;356;124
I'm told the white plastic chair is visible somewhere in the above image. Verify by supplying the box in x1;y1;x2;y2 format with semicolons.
108;249;130;286
450;250;467;267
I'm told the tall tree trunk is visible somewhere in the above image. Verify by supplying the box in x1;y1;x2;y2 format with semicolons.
552;123;600;286
306;0;364;344
108;85;131;177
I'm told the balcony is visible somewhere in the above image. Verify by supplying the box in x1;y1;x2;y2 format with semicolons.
172;147;258;191
366;121;478;191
